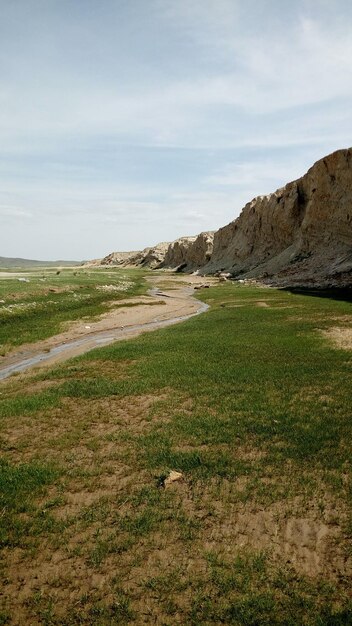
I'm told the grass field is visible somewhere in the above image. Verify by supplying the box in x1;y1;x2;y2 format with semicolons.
0;279;351;624
0;268;147;354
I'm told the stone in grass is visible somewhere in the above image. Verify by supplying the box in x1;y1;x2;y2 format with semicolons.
158;470;184;488
164;471;183;487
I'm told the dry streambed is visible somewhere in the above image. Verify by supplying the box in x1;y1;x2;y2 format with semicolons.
0;276;212;380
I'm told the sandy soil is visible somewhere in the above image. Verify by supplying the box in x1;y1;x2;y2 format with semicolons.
0;274;214;378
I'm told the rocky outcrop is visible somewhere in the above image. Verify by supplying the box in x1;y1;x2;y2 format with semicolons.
138;242;170;268
100;251;140;266
182;231;214;269
99;242;169;269
96;233;214;272
90;148;352;286
162;236;197;268
162;232;214;270
204;148;352;286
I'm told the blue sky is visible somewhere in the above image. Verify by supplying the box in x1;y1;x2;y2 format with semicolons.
1;0;352;260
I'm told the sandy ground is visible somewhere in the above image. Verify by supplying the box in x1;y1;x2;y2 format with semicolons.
0;274;214;378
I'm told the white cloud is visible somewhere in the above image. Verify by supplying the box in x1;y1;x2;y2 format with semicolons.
1;9;352;148
206;160;305;188
0;205;33;219
0;1;352;258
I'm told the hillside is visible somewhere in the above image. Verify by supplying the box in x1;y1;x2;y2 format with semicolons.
0;257;81;269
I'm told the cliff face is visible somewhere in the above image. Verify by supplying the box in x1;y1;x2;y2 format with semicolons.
205;148;352;285
92;148;352;286
138;243;170;268
100;243;169;269
162;236;197;268
97;233;214;272
162;232;214;270
100;251;140;266
186;231;214;269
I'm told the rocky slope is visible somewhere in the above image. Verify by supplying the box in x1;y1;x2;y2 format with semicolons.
204;148;352;285
100;243;169;269
96;233;214;271
99;250;140;266
92;148;352;286
162;232;214;270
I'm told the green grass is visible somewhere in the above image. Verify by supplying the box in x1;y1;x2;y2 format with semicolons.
50;283;352;477
188;551;352;625
0;279;351;623
0;267;147;350
0;390;60;418
0;458;62;548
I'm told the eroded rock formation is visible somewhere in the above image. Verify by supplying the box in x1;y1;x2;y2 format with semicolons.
100;243;169;269
204;148;352;285
91;148;352;286
162;232;214;270
97;233;214;272
100;251;140;266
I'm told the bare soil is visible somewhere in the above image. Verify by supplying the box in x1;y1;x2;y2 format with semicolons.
2;385;351;624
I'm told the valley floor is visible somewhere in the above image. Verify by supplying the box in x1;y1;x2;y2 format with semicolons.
0;272;351;624
0;274;213;379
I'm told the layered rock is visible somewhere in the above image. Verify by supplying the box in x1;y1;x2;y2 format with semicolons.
162;236;197;268
182;231;214;269
99;242;169;269
205;148;352;285
100;251;140;266
162;232;214;270
137;242;170;268
89;148;352;286
96;233;214;272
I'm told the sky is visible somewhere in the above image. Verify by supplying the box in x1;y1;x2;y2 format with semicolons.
1;0;352;260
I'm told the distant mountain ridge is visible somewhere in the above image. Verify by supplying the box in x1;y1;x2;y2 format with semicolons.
0;257;81;268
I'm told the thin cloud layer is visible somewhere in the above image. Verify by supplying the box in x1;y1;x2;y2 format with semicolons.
0;0;351;259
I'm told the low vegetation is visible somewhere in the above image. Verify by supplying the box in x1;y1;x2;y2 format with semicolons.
0;268;146;353
0;277;351;624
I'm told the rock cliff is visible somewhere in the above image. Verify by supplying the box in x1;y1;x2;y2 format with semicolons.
97;232;214;272
91;148;352;286
100;242;169;269
162;232;214;270
161;236;197;268
204;148;352;285
100;250;140;266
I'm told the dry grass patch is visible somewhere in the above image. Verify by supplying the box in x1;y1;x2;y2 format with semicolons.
322;326;352;350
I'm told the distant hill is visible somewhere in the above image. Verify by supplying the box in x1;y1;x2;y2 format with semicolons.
0;257;81;269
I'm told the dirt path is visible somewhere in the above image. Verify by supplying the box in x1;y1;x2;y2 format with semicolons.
0;275;213;380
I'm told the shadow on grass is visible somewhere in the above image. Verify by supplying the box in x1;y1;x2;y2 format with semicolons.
282;286;352;304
